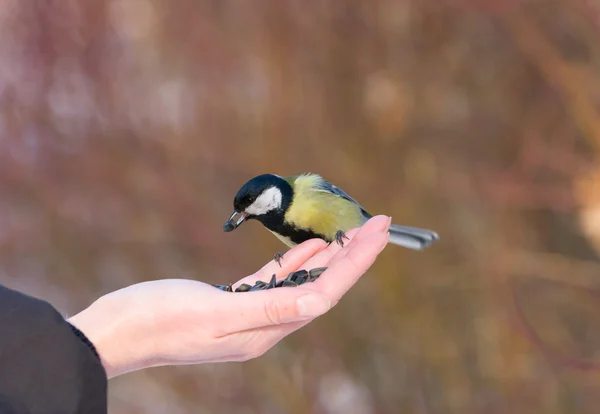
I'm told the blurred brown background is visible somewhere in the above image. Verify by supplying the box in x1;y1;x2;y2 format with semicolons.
2;0;600;412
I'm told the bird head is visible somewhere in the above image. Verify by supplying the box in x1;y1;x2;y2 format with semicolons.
223;174;292;232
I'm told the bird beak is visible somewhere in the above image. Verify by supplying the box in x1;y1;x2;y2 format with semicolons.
223;211;247;232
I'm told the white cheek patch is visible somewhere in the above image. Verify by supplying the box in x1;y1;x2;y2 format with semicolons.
245;187;282;216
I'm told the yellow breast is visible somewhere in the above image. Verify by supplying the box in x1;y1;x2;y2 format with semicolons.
284;174;366;241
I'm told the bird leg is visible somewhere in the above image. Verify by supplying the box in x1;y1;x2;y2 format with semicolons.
334;230;350;247
212;267;328;293
273;251;287;267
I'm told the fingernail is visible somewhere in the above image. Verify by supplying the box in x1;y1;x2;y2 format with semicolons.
388;216;392;226
297;293;331;317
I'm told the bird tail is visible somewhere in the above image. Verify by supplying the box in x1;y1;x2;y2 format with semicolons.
388;224;439;250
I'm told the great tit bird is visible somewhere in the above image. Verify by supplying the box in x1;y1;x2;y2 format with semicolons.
223;173;439;264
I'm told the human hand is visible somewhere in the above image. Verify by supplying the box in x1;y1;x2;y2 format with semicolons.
68;215;391;378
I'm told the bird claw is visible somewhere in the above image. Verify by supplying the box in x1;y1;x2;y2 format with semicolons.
334;230;350;247
273;251;286;267
212;267;328;293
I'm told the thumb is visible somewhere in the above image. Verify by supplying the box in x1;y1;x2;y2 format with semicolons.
221;288;332;333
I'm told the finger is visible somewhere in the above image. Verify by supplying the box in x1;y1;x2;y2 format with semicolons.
300;215;391;270
214;218;391;351
256;227;361;283
233;239;328;289
332;215;391;259
253;238;327;279
357;215;392;239
222;230;389;335
217;286;332;334
238;215;391;289
220;216;391;334
300;231;389;305
289;227;362;273
215;224;390;351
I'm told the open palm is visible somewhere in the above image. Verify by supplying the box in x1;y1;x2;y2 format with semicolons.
69;215;391;378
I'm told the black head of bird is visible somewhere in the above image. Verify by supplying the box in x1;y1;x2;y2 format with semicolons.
223;174;293;233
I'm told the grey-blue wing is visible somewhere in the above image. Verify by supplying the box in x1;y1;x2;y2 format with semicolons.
312;176;439;251
315;180;372;219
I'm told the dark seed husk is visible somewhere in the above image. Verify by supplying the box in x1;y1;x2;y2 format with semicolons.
214;267;328;293
287;270;308;283
309;267;327;279
213;284;233;292
235;283;252;292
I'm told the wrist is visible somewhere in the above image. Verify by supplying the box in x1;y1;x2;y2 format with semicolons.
68;294;157;379
66;321;101;360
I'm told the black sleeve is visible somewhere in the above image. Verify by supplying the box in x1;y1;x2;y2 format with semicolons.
0;284;108;414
